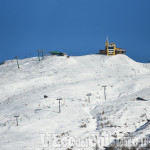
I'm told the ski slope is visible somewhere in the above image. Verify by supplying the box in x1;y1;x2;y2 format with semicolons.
0;54;150;150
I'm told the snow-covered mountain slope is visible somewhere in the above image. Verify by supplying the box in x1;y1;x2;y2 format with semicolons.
0;54;150;150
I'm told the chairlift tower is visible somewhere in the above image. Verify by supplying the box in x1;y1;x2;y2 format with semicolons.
57;98;62;113
102;86;107;100
37;49;46;61
14;115;19;126
86;93;92;103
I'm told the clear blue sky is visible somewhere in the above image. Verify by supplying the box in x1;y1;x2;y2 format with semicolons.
0;0;150;63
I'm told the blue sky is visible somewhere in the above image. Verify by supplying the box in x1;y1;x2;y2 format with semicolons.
0;0;150;63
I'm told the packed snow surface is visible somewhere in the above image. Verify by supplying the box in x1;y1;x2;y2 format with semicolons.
0;54;150;150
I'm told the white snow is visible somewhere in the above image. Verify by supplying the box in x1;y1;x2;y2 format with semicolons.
0;54;150;150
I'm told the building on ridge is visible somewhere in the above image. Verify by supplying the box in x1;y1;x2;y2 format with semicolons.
99;38;126;55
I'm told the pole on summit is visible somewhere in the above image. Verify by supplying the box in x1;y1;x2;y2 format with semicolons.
15;56;20;69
